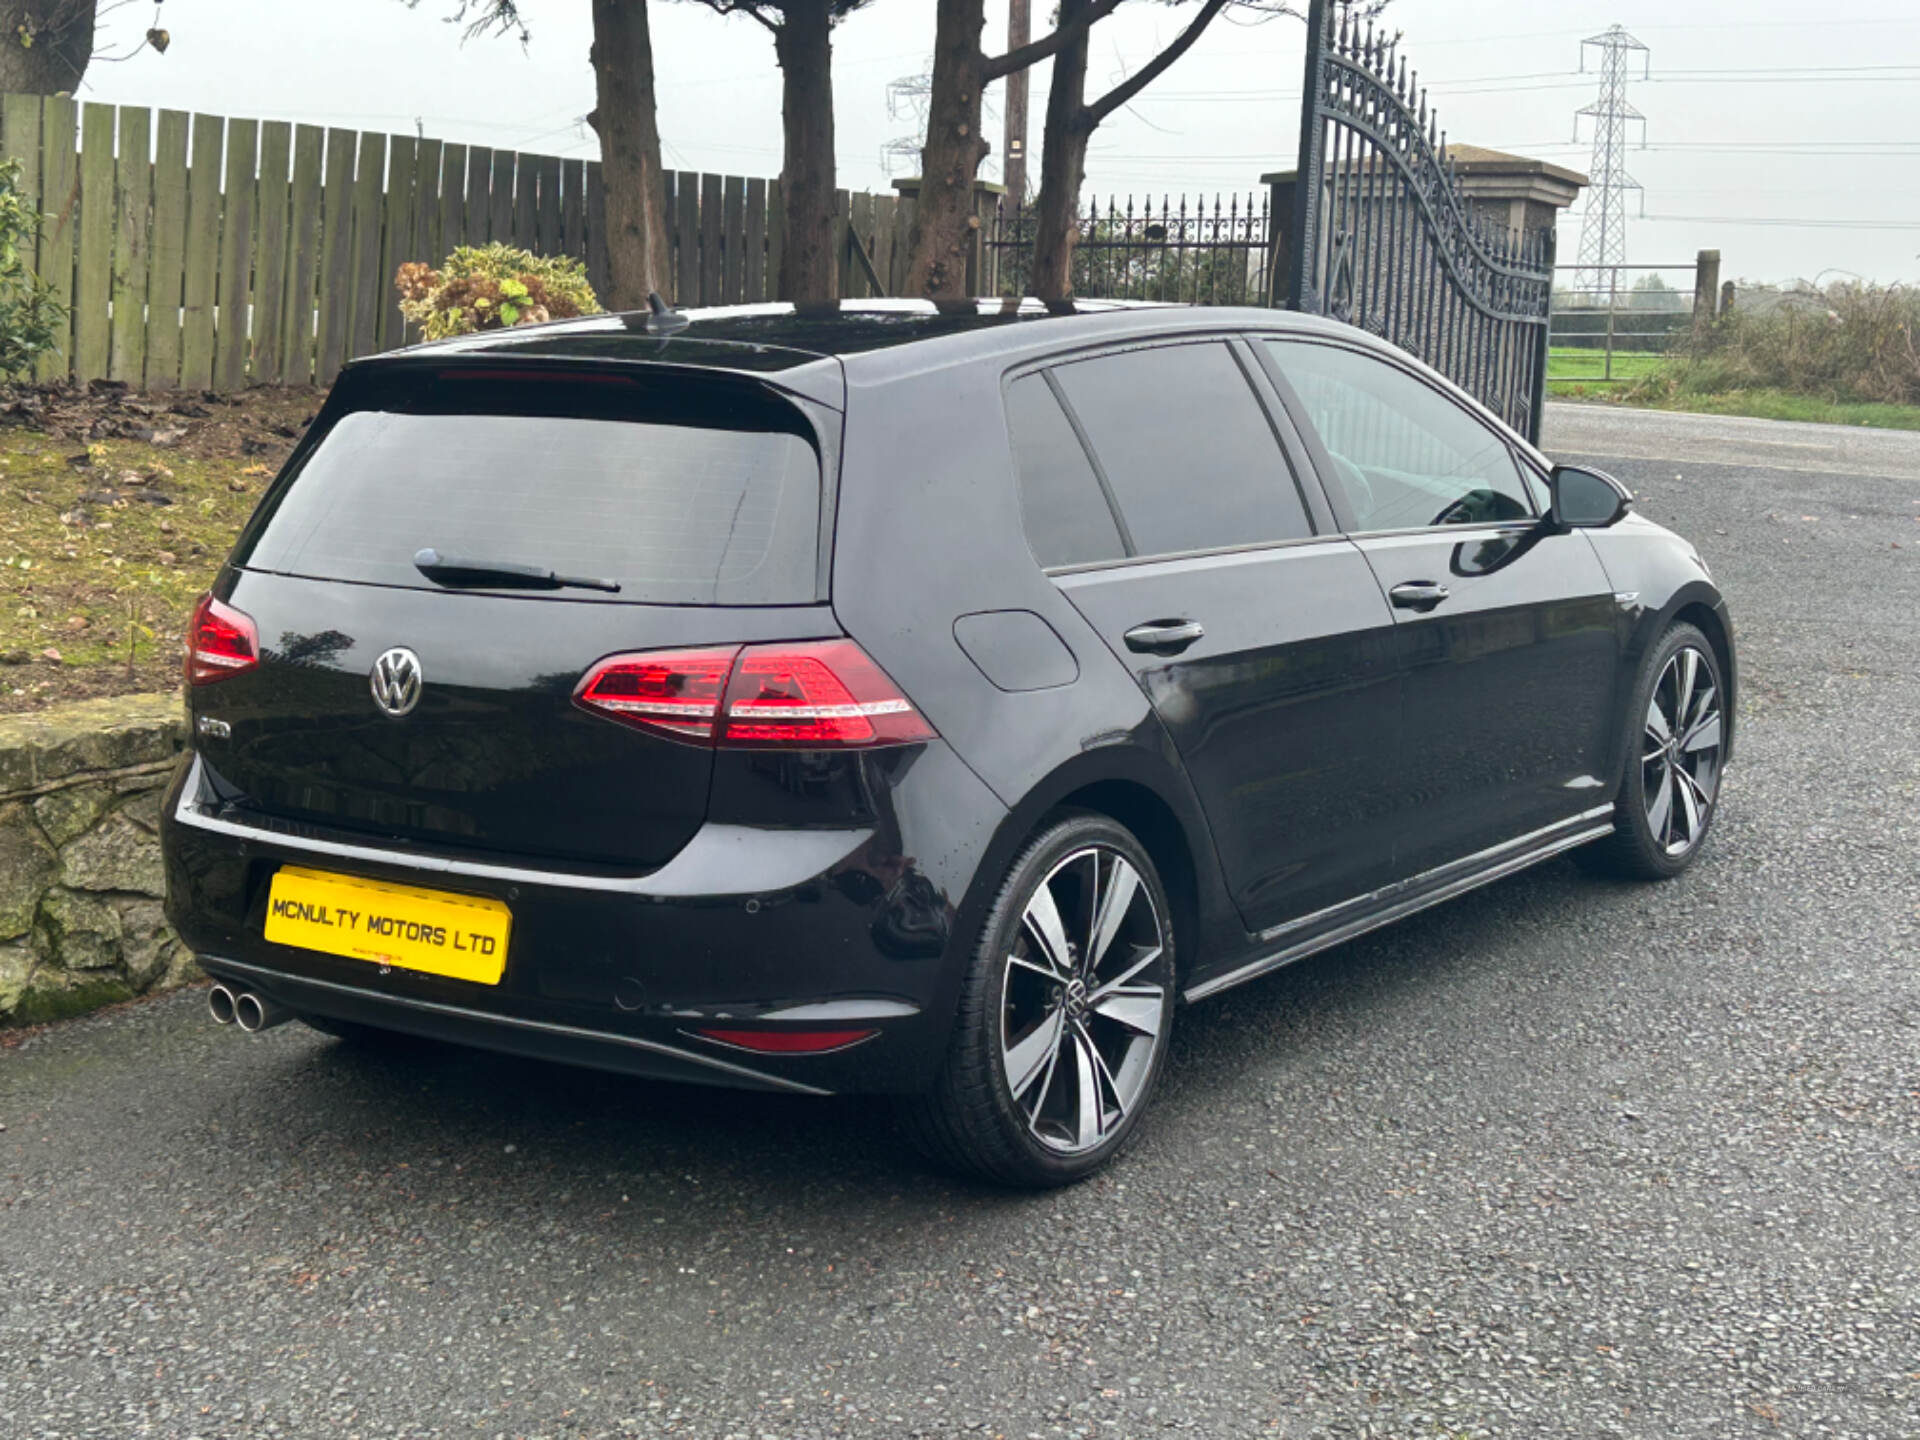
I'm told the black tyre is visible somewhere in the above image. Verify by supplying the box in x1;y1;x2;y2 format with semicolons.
1580;622;1727;880
901;811;1176;1188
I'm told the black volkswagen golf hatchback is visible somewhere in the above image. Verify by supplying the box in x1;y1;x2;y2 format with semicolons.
163;300;1734;1186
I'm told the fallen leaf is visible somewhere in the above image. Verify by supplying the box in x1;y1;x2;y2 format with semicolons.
241;463;271;476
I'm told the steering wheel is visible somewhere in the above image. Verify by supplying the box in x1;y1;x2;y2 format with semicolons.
1430;494;1482;527
1329;452;1374;526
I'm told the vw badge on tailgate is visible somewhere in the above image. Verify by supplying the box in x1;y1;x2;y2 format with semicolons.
370;647;423;717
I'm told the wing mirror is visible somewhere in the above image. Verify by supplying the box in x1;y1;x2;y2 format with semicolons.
1548;464;1633;530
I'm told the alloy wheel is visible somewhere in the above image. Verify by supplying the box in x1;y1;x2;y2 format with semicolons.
1000;845;1168;1156
1642;644;1723;857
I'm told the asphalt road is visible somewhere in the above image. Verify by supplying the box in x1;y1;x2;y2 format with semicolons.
4;402;1917;1440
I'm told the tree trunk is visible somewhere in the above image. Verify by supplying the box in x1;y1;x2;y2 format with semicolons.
1028;0;1092;302
773;0;836;304
903;0;989;299
589;0;673;308
0;1;94;94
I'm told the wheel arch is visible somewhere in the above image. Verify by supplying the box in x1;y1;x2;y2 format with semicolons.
1669;596;1736;764
1051;778;1202;982
953;743;1238;989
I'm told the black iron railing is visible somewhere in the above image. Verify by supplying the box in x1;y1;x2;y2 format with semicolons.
986;194;1272;307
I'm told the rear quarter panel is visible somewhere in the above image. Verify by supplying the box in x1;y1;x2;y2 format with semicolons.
828;360;1244;970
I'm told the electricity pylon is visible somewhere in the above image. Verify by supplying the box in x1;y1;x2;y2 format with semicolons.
1572;25;1649;304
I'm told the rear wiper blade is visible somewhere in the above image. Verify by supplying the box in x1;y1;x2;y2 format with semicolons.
413;548;621;594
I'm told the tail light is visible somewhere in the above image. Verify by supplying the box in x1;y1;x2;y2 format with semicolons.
723;640;937;747
574;647;739;741
185;594;259;685
575;640;935;749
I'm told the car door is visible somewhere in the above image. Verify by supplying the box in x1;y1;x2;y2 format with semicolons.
1259;338;1622;878
1006;338;1403;935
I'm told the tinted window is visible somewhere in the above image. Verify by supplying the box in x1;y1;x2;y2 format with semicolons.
1265;340;1533;531
1052;342;1311;557
1005;373;1125;568
240;407;821;605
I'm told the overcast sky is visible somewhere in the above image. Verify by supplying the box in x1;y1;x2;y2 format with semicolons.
82;0;1920;286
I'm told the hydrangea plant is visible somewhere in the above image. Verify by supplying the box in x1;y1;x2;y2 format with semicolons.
396;243;602;341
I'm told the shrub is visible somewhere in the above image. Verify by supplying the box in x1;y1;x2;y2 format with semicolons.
1632;280;1920;408
395;243;601;341
0;156;65;378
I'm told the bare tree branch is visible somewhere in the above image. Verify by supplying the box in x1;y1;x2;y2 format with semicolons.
1085;0;1231;127
404;0;530;44
982;0;1125;83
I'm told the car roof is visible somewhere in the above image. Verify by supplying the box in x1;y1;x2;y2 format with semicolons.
370;298;1360;379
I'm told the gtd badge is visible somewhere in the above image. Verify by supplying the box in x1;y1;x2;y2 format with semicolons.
370;647;423;717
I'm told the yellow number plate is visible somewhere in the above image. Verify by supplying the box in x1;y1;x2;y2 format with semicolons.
264;866;511;985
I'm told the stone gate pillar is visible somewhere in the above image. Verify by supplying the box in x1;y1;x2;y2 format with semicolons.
1264;145;1586;307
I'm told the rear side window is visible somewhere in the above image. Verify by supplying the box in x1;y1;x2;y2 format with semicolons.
238;375;821;605
1005;373;1125;568
1051;342;1311;558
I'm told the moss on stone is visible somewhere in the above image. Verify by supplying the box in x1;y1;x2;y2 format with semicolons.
0;693;185;792
60;812;166;896
0;800;59;940
12;965;135;1025
0;941;29;1016
114;897;176;990
33;781;115;846
116;783;167;834
35;885;124;971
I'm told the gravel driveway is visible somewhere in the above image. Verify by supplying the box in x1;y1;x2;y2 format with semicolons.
3;402;1917;1440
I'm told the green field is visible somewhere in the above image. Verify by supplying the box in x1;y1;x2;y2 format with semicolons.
1544;348;1920;430
1545;346;1668;386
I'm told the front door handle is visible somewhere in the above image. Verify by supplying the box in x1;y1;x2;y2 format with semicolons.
1124;619;1206;656
1389;581;1451;612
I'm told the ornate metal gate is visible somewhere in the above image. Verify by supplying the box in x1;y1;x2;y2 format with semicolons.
1283;0;1556;443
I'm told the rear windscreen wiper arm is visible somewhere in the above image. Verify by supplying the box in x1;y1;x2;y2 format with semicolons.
413;548;621;594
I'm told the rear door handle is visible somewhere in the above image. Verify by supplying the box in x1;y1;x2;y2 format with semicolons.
1124;619;1206;656
1388;581;1450;612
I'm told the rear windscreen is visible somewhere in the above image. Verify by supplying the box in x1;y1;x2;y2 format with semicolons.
238;381;822;605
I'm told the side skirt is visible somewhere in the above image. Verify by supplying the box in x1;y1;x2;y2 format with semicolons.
1183;805;1616;1003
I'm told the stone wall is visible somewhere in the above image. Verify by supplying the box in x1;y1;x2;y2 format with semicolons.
0;693;193;1025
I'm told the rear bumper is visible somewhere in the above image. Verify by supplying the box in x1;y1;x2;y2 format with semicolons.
162;742;1008;1095
195;954;844;1093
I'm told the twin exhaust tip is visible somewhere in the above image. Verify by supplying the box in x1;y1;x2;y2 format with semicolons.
207;982;291;1034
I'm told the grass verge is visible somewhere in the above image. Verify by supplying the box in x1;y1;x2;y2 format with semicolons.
1549;351;1920;430
1607;386;1920;431
0;386;313;711
1546;347;1666;387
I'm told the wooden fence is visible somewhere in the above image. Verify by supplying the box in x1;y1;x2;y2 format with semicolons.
0;94;923;393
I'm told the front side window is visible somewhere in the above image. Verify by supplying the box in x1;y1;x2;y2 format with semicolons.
1265;340;1533;532
1051;342;1312;558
